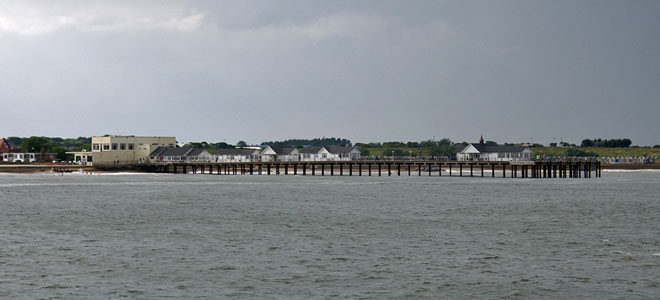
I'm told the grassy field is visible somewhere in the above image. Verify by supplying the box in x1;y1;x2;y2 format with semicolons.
532;147;660;157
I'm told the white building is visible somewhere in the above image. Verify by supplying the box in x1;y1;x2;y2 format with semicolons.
149;147;213;163
326;146;361;161
298;147;329;161
68;136;177;166
261;146;299;162
214;148;261;162
298;146;361;161
2;152;35;163
456;143;532;162
1;152;57;163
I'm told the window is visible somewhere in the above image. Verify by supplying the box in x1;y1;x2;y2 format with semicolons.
112;143;118;150
128;143;134;150
92;143;100;151
103;143;110;151
120;143;126;150
169;144;174;148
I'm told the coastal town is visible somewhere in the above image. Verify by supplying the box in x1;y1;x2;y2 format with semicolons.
1;134;545;166
1;135;657;171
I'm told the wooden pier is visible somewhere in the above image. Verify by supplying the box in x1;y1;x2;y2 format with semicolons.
135;160;601;179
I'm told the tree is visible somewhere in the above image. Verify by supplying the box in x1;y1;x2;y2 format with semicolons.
262;137;351;147
52;146;69;161
549;143;557;147
381;148;404;157
437;138;452;146
582;138;632;148
21;136;52;152
485;140;497;145
429;145;456;157
565;148;598;157
211;142;234;149
237;141;247;147
621;138;632;148
419;140;436;148
358;147;370;156
382;141;405;147
6;137;23;149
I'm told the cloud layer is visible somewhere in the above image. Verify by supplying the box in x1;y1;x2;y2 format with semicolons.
1;1;659;145
0;2;205;35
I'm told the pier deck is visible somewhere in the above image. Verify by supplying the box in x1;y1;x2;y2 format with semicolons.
130;160;601;179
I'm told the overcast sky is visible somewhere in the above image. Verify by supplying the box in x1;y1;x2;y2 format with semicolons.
1;0;659;145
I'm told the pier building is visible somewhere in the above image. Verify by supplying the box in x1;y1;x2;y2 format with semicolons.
457;137;531;162
68;135;176;166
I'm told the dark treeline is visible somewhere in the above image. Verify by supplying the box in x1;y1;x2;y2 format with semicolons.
581;138;632;148
262;137;351;148
6;136;91;149
356;138;464;157
356;138;453;148
565;148;599;157
182;142;236;155
185;141;235;149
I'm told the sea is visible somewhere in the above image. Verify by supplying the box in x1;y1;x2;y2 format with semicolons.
0;170;658;299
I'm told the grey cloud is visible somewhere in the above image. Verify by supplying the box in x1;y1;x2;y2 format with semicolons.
1;1;658;145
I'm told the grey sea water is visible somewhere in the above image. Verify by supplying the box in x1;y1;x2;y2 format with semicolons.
0;171;658;299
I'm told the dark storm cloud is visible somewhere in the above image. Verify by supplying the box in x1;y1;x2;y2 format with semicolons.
1;0;658;145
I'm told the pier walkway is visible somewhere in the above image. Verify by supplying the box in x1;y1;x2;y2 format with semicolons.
132;160;601;179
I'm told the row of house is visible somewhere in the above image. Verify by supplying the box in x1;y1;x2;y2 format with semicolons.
64;135;362;166
148;145;362;163
60;135;536;166
0;138;57;163
260;145;361;162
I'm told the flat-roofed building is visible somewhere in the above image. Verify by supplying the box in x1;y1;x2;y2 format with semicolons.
69;135;176;166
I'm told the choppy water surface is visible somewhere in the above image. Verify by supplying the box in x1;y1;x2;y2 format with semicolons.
0;171;658;299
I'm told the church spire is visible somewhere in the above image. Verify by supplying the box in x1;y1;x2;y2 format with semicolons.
479;135;484;144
